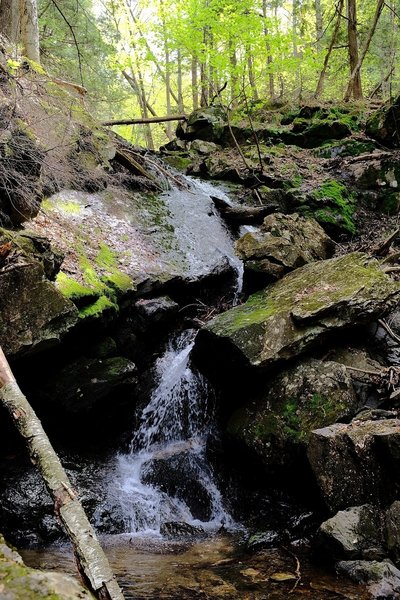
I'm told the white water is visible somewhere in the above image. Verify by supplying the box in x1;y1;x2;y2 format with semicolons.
111;331;235;536
106;178;243;537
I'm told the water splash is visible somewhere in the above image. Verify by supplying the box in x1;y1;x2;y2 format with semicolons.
111;331;235;536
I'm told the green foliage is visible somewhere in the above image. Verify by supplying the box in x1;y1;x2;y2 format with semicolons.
311;180;356;234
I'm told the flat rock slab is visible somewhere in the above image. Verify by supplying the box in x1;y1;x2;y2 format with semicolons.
308;419;400;512
194;253;400;381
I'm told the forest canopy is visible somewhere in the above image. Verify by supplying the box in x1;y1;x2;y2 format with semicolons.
1;0;399;147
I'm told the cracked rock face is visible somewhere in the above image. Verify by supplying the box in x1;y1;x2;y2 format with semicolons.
194;253;400;385
235;212;334;283
307;419;400;512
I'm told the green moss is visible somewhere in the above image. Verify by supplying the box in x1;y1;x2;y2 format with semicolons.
162;155;192;171
96;243;117;269
56;272;96;301
78;295;117;319
315;139;376;159
57;200;82;215
311;179;356;234
382;192;400;215
102;271;134;293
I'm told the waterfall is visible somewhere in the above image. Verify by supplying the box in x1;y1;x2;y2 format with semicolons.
111;331;235;536
104;177;243;537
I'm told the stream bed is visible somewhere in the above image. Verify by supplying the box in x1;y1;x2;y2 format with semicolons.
21;534;368;599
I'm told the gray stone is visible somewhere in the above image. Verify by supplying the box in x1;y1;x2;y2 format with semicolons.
227;358;359;476
317;505;384;561
386;501;400;564
307;419;400;512
194;253;400;383
337;560;400;599
235;212;334;281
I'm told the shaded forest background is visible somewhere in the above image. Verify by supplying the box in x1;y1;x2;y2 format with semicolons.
3;0;400;148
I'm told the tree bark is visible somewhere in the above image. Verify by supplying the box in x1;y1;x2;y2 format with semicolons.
0;347;124;600
262;0;275;99
344;0;385;101
346;0;362;100
314;0;344;98
0;0;40;62
191;56;199;110
315;0;323;51
103;115;187;126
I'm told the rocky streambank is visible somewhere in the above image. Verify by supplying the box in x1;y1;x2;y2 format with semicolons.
1;51;400;598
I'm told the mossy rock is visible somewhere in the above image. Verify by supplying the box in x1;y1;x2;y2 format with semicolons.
314;139;376;159
0;534;95;599
194;252;400;382
227;358;359;474
297;179;356;235
366;97;400;147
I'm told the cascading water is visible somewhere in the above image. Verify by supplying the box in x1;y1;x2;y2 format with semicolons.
108;177;244;537
111;330;235;536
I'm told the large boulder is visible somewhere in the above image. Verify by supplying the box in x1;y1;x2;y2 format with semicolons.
227;358;359;477
235;213;334;284
193;253;400;385
317;505;385;561
0;533;95;599
176;107;226;142
0;231;77;357
40;356;137;414
337;560;400;599
307;419;400;512
366;98;400;147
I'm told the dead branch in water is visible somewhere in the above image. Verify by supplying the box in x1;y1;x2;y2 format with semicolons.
0;347;125;600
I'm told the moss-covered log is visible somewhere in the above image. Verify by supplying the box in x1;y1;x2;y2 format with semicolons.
0;347;125;600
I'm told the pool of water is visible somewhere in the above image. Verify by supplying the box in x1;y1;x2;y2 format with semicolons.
21;534;368;600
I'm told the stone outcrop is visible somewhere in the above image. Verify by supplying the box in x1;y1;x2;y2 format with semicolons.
366;98;400;147
227;358;359;476
194;253;400;384
0;229;77;357
235;213;334;284
307;419;400;512
0;533;95;599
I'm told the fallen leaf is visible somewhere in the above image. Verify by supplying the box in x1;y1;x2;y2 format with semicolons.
270;572;297;582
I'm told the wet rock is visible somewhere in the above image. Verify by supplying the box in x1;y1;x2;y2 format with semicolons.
160;521;205;538
0;254;78;358
194;253;400;384
191;139;221;154
87;336;117;358
386;501;400;564
177;107;226;142
282;120;352;148
227;358;359;477
142;452;213;521
235;213;334;285
307;419;400;512
0;533;95;599
135;296;179;329
40;356;137;414
337;560;400;599
246;530;281;552
366;98;400;147
317;505;385;561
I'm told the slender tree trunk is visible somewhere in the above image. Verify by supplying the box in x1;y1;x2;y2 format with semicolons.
247;48;258;101
159;0;173;138
0;347;124;600
229;39;238;107
262;0;275;100
344;0;385;101
200;26;209;107
346;0;362;100
315;0;323;51
292;0;299;58
177;49;184;112
191;56;199;110
315;0;344;98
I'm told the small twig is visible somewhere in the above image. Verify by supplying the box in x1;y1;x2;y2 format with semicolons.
345;365;384;376
371;227;400;257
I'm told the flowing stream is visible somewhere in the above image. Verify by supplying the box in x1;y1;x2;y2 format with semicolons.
109;329;236;536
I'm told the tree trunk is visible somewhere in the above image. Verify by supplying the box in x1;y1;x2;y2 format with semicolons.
191;56;199;110
346;0;362;100
247;48;258;101
262;0;275;100
177;49;184;113
0;0;40;62
229;39;238;107
0;347;124;600
344;0;385;101
315;0;344;98
315;0;323;51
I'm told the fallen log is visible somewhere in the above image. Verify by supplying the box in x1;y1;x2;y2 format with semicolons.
103;115;187;127
0;347;125;600
211;196;273;225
